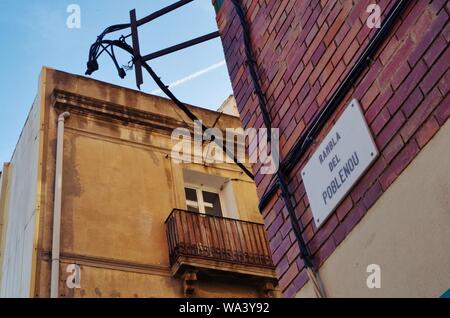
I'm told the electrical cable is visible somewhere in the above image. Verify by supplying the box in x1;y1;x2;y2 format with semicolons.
259;0;410;210
230;0;326;298
86;37;255;180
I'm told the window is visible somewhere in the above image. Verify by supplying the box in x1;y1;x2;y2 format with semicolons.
185;187;223;217
183;169;238;219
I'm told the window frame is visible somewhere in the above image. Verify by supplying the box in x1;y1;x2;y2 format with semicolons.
184;183;226;217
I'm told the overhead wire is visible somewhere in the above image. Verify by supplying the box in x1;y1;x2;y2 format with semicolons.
85;28;254;181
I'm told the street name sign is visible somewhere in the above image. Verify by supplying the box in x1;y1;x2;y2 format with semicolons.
301;99;379;228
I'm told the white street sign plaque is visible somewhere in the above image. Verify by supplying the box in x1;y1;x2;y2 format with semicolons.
301;99;379;228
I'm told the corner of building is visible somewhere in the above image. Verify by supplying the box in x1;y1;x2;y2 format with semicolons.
296;118;450;298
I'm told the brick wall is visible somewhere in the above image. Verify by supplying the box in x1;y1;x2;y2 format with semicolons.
214;0;450;297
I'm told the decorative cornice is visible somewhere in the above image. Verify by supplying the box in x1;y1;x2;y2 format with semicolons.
51;89;250;168
51;89;189;134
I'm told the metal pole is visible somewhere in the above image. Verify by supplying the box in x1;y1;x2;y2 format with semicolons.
130;9;143;89
142;31;221;61
136;0;194;26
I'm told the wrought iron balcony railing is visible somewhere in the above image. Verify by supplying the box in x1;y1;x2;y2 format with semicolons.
165;209;275;275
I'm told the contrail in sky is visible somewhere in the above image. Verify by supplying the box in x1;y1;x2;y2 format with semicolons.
150;60;226;95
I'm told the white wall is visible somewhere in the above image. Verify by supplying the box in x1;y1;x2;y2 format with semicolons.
0;97;41;298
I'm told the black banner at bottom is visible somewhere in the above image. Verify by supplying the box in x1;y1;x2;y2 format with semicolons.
0;298;446;316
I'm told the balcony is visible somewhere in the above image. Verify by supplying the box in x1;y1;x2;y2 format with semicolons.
165;209;276;281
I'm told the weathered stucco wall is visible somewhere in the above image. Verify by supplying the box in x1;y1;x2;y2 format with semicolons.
32;68;270;298
0;163;11;282
0;96;41;297
297;119;450;298
0;172;3;201
61;132;175;266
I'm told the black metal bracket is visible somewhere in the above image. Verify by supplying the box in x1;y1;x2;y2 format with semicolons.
85;0;255;180
129;9;143;89
142;31;220;62
127;1;219;89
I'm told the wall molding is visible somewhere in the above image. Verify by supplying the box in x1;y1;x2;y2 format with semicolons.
51;89;189;135
41;251;172;277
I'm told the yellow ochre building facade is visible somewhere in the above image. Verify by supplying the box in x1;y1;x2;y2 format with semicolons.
0;67;278;298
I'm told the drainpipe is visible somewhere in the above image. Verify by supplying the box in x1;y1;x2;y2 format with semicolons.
50;111;70;298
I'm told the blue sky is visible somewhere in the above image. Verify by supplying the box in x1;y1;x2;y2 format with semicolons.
0;0;233;165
